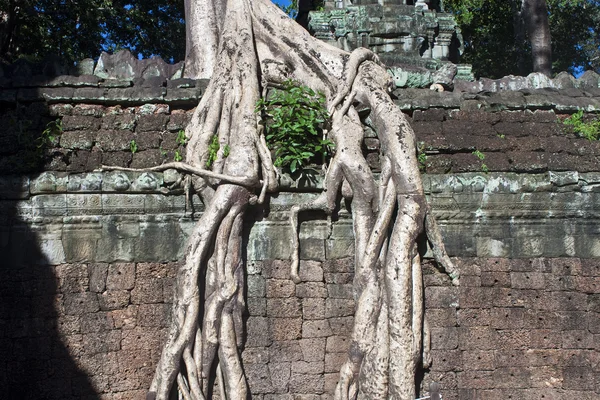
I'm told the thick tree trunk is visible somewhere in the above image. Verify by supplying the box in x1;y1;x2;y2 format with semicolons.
521;0;553;77
104;0;459;399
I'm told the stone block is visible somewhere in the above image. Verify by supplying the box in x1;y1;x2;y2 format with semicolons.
299;338;326;362
302;320;332;338
248;274;267;298
325;239;355;260
82;331;121;355
130;278;163;304
292;360;325;375
288;373;324;394
242;347;269;364
137;303;170;328
297;282;328;298
561;330;593;349
298;260;324;282
425;286;458;308
510;272;546;290
268;362;291;393
324;273;353;284
326;336;350;353
490;308;525;330
55;264;89;293
328;317;354;336
63;292;100;315
327;284;353;299
80;312;114;333
303;297;325;320
265;278;294;298
246;317;271;348
323;258;354;273
459;327;499;351
247;297;267;316
324;352;346;373
245;363;274;394
263;259;291;279
106;263;135;290
267;298;302;318
299;238;326;260
88;263;108;293
426;308;458;328
98;290;130;311
480;271;511;287
325;298;354;318
270;317;302;341
110;305;138;330
269;341;302;362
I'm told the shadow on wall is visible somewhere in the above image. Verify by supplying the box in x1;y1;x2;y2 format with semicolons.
0;66;98;399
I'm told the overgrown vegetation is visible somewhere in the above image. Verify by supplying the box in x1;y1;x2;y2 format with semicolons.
174;129;188;162
472;149;489;173
563;110;600;140
256;79;332;173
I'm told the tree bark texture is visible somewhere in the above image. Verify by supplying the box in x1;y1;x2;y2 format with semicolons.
130;0;460;398
520;0;553;77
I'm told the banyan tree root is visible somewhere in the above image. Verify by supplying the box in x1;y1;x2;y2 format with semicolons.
112;0;462;399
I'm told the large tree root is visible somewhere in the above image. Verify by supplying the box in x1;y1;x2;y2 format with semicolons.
134;1;460;399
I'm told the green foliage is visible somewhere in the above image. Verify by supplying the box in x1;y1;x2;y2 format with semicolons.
174;150;183;162
129;140;138;154
563;110;600;141
206;135;220;168
417;142;427;172
0;0;185;64
256;79;332;174
37;119;62;150
174;129;188;162
472;149;489;173
176;130;188;146
444;0;600;77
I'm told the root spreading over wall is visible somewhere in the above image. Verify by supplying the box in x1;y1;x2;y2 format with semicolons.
106;0;459;398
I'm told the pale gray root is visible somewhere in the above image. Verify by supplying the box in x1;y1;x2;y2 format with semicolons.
145;0;458;399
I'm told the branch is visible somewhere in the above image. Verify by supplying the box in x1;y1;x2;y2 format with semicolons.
98;162;260;188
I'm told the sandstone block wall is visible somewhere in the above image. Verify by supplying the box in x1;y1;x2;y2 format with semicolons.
1;76;599;399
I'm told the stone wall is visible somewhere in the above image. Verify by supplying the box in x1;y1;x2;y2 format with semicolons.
1;74;599;399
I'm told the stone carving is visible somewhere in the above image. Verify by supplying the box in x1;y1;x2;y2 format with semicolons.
133;172;159;191
104;172;131;192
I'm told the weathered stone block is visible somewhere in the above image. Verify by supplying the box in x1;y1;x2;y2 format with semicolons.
324;352;346;373
298;260;324;282
270;317;302;341
299;338;326;362
297;282;328;298
106;263;135;290
242;347;269;364
288;373;324;394
247;297;267;316
325;298;354;318
265;278;294;298
302;319;332;338
268;362;291;393
98;290;130;311
245;363;274;394
80;312;114;333
302;297;325;320
267;298;302;318
246;317;271;348
63;292;100;315
269;341;302;362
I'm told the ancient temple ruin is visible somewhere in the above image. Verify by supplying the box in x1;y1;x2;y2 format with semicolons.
309;1;463;68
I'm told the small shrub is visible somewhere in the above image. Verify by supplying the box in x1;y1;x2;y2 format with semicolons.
256;79;332;174
129;140;138;154
563;110;600;140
